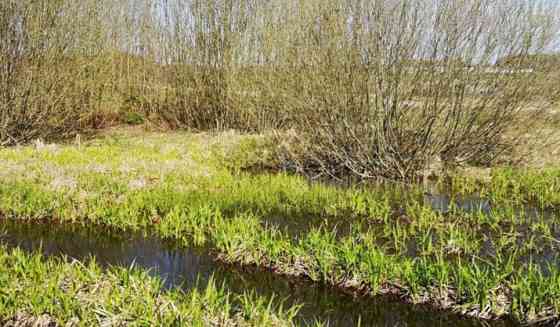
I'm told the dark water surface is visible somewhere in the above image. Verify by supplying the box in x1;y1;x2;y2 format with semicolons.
0;220;515;327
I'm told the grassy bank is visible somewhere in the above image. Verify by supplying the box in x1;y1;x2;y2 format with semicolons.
0;246;302;326
0;130;559;324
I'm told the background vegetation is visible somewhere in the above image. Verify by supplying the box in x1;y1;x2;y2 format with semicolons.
1;0;559;179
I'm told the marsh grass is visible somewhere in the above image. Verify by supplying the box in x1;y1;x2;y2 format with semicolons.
0;131;559;324
448;168;560;209
0;246;303;326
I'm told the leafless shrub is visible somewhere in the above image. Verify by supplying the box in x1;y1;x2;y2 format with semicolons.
260;0;560;179
0;1;118;145
1;0;558;179
145;0;559;179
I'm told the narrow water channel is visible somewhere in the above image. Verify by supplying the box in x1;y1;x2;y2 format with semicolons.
0;220;515;327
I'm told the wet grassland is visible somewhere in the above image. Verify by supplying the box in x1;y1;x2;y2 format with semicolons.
0;130;559;325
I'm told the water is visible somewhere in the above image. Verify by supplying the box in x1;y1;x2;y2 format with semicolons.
425;193;492;214
0;220;514;327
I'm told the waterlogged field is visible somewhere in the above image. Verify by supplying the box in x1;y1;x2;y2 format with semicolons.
0;128;559;325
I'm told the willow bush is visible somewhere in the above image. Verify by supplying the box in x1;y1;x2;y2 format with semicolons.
134;0;560;179
0;1;112;145
252;0;559;179
1;0;558;179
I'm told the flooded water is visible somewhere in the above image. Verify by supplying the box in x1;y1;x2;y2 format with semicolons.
0;220;515;327
425;193;492;214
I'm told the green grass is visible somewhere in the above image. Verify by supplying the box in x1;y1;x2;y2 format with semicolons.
0;129;559;324
0;246;303;326
449;168;560;209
